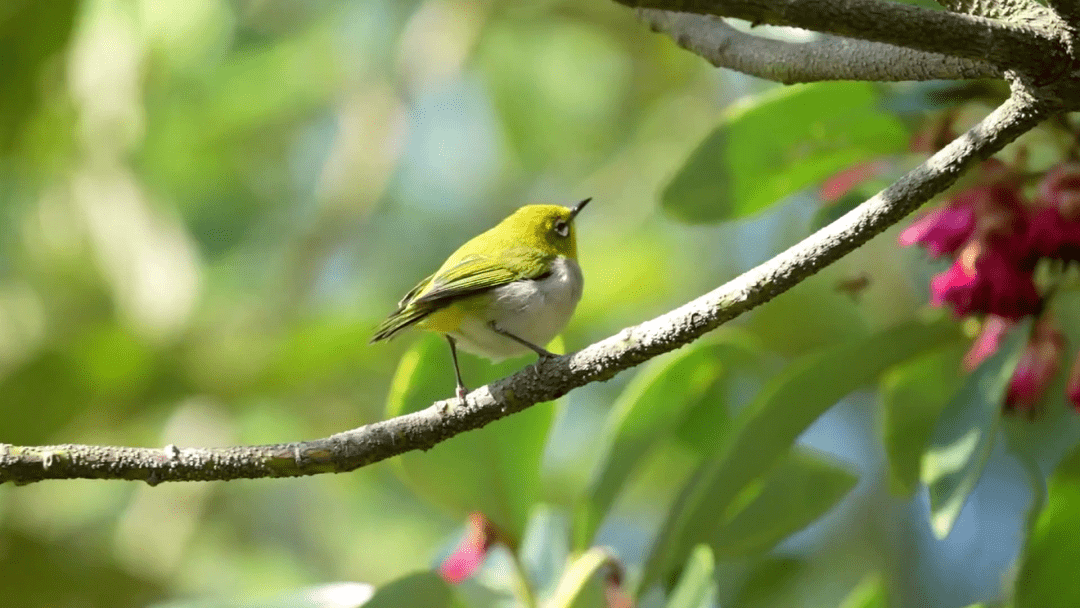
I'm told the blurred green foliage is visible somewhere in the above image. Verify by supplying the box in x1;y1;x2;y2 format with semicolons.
3;2;1080;608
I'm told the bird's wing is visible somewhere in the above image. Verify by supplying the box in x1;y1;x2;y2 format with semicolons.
371;248;551;342
410;248;552;306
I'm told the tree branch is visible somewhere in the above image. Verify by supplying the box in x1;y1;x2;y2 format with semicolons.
618;0;1068;80
638;9;1001;83
1047;0;1080;28
935;0;1047;21
0;87;1054;486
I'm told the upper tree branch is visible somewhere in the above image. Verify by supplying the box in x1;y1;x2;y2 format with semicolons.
1047;0;1080;28
0;87;1054;485
638;9;1001;83
619;0;1069;80
936;0;1048;21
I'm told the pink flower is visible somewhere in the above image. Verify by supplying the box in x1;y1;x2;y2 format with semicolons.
1037;162;1080;218
899;199;977;257
1027;206;1080;263
438;513;494;584
819;160;890;203
963;315;1014;371
930;241;1040;320
1006;322;1065;411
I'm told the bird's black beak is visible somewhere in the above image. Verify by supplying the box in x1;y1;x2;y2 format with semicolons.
569;197;591;220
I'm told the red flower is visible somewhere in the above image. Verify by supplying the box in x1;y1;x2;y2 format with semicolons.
963;315;1014;371
438;513;495;584
1037;162;1080;218
899;182;1029;259
930;241;1040;320
1006;322;1065;411
1027;206;1080;263
899;197;977;257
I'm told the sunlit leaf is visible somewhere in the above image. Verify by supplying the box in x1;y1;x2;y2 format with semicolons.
880;344;966;496
1014;444;1080;608
664;545;715;608
710;447;858;558
639;317;957;592
574;335;756;548
151;582;379;608
545;548;620;608
662;82;906;223
838;574;888;608
920;319;1029;539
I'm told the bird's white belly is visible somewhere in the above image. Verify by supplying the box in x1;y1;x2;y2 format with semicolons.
450;256;583;361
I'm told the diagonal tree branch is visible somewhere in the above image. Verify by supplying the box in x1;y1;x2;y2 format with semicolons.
0;87;1054;486
1047;0;1080;28
638;9;1001;83
935;0;1048;21
618;0;1069;80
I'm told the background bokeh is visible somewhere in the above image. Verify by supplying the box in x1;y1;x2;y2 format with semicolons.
2;1;1076;607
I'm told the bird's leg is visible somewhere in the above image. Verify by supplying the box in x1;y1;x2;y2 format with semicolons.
488;322;556;359
445;335;468;401
489;322;557;383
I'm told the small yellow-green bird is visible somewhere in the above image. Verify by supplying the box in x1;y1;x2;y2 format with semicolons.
372;199;590;399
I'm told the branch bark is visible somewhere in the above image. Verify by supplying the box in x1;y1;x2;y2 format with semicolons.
936;0;1048;21
1047;0;1080;27
0;87;1054;485
638;9;1001;83
619;0;1068;80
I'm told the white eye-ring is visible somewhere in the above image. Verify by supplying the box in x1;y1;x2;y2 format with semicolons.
554;220;569;237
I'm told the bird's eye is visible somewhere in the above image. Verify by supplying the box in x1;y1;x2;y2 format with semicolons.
554;220;569;237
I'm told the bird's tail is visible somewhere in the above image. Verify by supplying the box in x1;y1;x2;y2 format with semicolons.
370;305;430;342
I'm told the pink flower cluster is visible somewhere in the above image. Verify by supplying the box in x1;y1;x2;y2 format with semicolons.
900;161;1080;413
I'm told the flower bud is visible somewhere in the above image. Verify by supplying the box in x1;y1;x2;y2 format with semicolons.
930;240;1040;320
438;512;495;584
1006;321;1065;411
964;315;1014;371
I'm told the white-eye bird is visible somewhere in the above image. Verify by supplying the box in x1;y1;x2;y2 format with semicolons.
372;199;589;399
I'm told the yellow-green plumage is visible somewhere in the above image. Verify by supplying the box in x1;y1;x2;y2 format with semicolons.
372;200;589;398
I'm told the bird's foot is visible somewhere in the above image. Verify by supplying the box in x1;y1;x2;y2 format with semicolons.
455;384;468;403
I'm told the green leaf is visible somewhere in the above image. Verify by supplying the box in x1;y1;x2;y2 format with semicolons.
725;558;808;608
839;574;888;608
574;335;756;548
880;344;967;496
363;572;459;608
385;334;558;538
1015;443;1080;608
545;548;615;608
665;545;716;608
710;447;858;558
920;319;1029;539
662;82;906;223
639;317;957;592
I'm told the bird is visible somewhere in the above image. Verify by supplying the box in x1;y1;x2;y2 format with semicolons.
372;199;589;399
